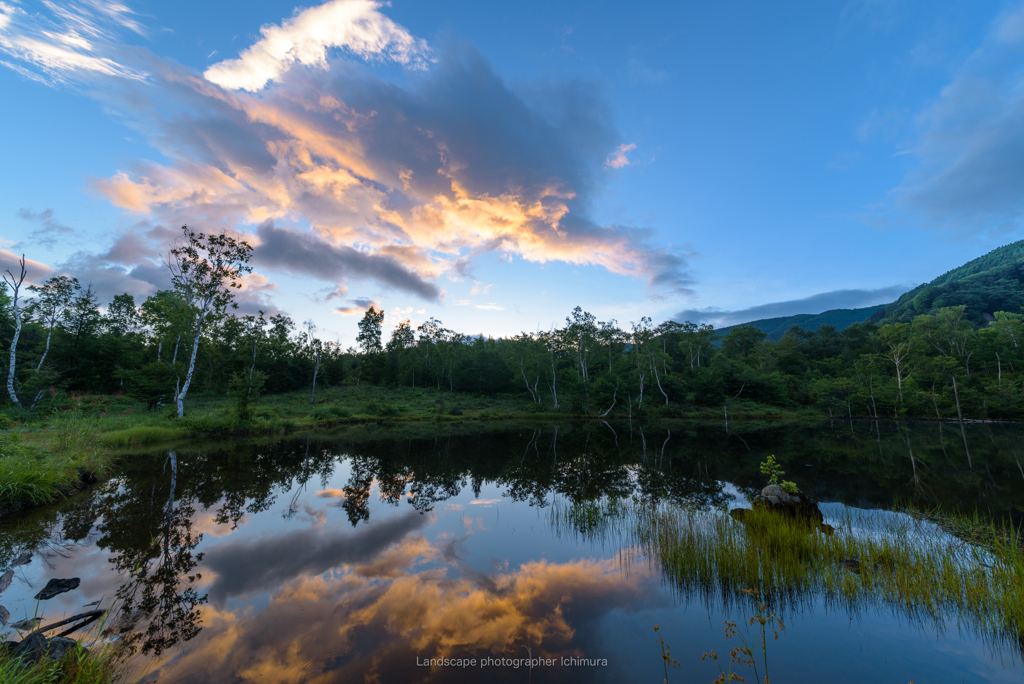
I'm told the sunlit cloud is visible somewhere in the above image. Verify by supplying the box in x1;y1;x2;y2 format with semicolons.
333;297;378;315
4;0;695;303
605;142;636;169
474;303;504;311
203;0;431;92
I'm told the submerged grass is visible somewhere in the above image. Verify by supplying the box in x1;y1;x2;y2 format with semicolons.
551;498;1024;651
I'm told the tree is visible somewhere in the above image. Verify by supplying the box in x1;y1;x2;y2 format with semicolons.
106;293;141;337
27;274;78;373
2;255;27;409
303;319;324;404
876;323;915;404
166;226;253;417
356;307;384;356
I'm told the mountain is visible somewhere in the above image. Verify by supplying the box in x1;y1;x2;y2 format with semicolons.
869;240;1024;326
716;305;884;341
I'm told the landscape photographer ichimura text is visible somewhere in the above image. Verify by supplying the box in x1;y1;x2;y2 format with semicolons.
415;656;608;668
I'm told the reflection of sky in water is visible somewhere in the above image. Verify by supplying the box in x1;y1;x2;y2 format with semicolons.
1;446;1022;683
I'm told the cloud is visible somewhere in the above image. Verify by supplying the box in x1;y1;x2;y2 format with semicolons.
253;221;441;300
16;208;73;247
201;509;430;605
474;303;504;311
6;1;694;301
674;284;913;327
203;0;430;92
897;3;1024;233
0;0;145;83
333;296;377;315
0;249;54;284
135;540;656;684
605;143;636;169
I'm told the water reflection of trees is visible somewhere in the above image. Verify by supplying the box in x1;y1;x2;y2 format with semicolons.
3;419;1022;655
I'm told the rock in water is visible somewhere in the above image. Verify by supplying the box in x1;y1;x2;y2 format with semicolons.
46;637;80;661
10;617;42;630
0;569;12;593
0;605;9;625
34;577;81;600
13;632;47;663
12;551;32;568
752;484;824;525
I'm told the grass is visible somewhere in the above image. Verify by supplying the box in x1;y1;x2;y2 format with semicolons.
551;497;1024;651
0;627;125;684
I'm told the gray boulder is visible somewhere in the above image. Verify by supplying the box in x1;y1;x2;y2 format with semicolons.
46;637;81;661
13;632;47;663
752;484;824;525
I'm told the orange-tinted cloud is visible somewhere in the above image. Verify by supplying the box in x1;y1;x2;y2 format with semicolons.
133;534;655;684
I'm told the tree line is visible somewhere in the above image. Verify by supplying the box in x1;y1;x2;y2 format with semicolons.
2;227;1022;420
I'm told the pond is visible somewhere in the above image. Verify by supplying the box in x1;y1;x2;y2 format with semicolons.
1;419;1023;683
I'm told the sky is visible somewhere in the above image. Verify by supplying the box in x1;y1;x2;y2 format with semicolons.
2;0;1024;345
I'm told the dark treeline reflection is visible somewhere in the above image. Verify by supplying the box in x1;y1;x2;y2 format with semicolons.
2;419;1023;656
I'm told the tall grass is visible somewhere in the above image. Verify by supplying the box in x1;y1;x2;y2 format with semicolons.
550;498;1024;651
0;638;125;684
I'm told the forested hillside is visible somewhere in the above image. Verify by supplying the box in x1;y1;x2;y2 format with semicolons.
2;228;1023;423
716;305;884;341
871;240;1024;326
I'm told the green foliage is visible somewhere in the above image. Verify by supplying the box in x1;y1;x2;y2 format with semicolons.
759;455;784;486
781;480;798;494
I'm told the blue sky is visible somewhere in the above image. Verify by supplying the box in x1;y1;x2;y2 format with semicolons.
2;0;1022;344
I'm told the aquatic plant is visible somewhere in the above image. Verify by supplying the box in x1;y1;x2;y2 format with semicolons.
552;497;1024;654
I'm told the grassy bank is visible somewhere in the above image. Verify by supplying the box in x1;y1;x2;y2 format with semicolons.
0;385;813;515
551;498;1024;650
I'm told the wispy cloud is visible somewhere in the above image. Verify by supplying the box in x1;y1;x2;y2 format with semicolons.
675;284;914;327
16;208;73;248
605;142;636;169
897;2;1024;234
0;0;145;83
334;297;377;315
474;303;503;311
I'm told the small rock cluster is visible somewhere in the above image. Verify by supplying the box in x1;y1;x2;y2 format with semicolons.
1;550;89;666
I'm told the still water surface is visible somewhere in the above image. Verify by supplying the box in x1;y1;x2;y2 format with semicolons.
2;420;1023;683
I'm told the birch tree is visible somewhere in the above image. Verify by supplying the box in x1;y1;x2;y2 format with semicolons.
2;255;27;409
166;226;252;417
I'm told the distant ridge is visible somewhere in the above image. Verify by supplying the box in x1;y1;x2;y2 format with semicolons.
716;305;884;341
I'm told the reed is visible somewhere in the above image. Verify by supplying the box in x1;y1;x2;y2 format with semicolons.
99;426;185;447
550;498;1024;651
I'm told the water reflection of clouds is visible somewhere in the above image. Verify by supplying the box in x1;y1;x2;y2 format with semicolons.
139;535;654;684
202;511;432;605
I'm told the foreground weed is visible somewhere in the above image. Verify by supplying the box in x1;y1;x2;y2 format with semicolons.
652;624;680;683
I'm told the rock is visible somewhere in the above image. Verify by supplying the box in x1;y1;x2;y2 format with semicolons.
820;523;835;536
46;637;80;661
729;508;748;522
13;632;47;663
840;558;861;574
34;577;80;600
12;551;32;568
751;484;824;526
11;617;42;630
0;605;8;625
0;641;18;657
0;569;12;593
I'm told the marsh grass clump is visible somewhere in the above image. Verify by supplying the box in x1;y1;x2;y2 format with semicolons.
552;497;1024;651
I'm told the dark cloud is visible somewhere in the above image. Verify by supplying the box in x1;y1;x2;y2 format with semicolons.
253;221;441;301
202;510;430;605
675;284;913;327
